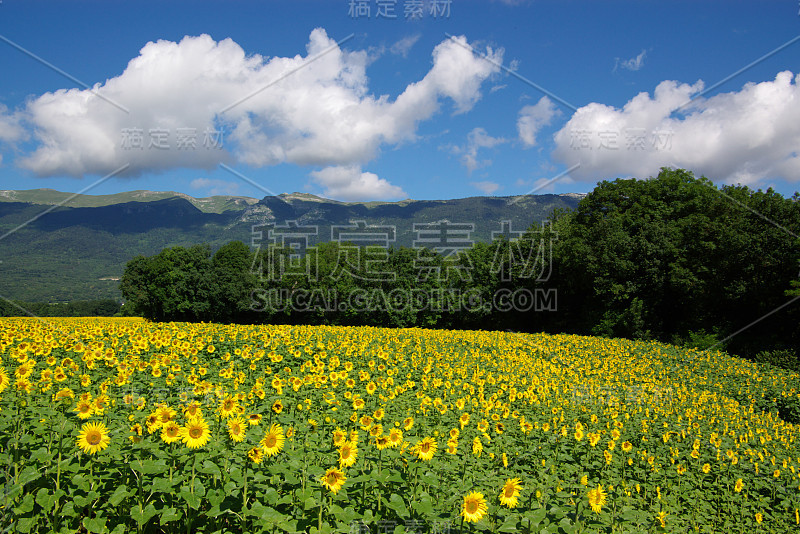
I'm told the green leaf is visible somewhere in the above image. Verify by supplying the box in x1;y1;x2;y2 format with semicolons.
386;493;409;519
35;487;56;513
179;486;202;510
130;503;158;527
15;517;36;533
71;473;90;492
199;460;221;478
524;507;547;527
150;476;174;494
160;507;182;524
108;484;131;507
18;465;42;487
83;516;107;534
14;493;35;514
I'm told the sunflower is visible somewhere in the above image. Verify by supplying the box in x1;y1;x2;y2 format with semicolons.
183;402;202;419
496;477;523;508
161;421;182;444
181;417;211;449
156;405;177;425
332;428;347;447
76;422;111;455
375;435;391;450
402;417;414;430
369;424;383;438
462;492;488;523
227;416;248;443
621;441;633;452
321;467;346;494
734;478;744;493
260;423;285;457
413;437;437;461
54;387;74;402
458;412;470;429
248;447;264;464
0;367;9;393
272;399;283;414
74;399;94;420
587;484;607;513
339;441;358;467
472;437;483;457
446;439;458;454
386;428;403;448
218;396;239;419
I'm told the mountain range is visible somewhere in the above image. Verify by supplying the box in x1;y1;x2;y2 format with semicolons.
0;188;583;302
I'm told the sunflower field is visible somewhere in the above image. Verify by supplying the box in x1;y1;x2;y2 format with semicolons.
1;317;800;533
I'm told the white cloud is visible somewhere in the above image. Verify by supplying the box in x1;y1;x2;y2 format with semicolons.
471;180;500;194
390;34;421;58
517;96;559;148
310;165;407;201
14;30;501;199
614;49;647;72
452;127;506;173
190;178;240;196
552;71;800;185
0;104;25;143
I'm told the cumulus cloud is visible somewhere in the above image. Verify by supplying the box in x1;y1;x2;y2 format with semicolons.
552;71;800;185
452;127;506;173
14;30;501;199
0;104;25;143
309;165;407;201
614;49;647;72
190;178;240;196
390;34;421;58
517;96;559;148
471;180;500;194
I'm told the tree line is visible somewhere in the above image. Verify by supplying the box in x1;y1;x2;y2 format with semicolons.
120;168;800;364
0;299;121;317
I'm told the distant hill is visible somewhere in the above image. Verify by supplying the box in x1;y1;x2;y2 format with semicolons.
0;189;583;302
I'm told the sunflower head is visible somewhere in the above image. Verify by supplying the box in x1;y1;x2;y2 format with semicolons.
321;467;346;494
77;422;111;455
462;492;488;523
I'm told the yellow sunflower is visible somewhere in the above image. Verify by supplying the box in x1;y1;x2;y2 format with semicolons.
74;399;94;420
248;447;264;464
388;428;403;448
587;484;607;513
462;492;488;523
413;437;437;461
499;478;522;508
260;423;285;457
76;421;111;455
218;396;239;419
321;467;346;494
0;367;9;393
339;441;358;467
181;417;211;449
161;421;182;444
227;416;248;443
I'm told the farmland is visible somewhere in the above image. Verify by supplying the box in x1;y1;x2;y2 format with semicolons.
1;317;799;533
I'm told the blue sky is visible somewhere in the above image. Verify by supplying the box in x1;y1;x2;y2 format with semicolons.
0;0;798;201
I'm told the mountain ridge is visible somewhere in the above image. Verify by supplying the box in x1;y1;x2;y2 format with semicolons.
0;189;584;302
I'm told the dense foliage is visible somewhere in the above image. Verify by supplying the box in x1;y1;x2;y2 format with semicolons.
3;318;800;532
0;300;121;318
120;169;800;364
